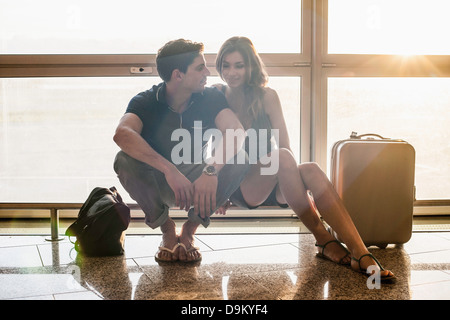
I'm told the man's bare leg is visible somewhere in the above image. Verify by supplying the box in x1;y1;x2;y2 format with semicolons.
156;218;180;261
178;219;202;262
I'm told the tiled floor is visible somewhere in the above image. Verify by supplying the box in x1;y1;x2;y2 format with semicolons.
1;218;450;301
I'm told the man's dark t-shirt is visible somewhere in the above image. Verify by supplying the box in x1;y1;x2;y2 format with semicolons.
125;83;228;163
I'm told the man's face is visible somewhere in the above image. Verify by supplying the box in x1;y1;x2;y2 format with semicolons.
181;54;210;93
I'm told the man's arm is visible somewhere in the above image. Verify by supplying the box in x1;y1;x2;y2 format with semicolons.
192;108;246;218
113;113;193;211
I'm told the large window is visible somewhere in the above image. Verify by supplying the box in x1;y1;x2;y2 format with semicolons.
1;0;449;212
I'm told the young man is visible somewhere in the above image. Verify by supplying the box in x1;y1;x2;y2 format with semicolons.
113;39;248;262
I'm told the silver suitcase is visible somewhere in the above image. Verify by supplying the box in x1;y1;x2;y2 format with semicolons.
330;132;415;248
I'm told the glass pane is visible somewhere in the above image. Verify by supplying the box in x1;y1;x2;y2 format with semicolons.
0;77;159;203
268;77;302;163
328;0;450;55
327;77;450;200
0;0;301;54
0;76;300;203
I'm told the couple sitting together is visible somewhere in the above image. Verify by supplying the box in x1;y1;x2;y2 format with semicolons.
113;37;395;282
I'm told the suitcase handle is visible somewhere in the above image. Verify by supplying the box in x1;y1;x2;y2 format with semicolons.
350;132;389;140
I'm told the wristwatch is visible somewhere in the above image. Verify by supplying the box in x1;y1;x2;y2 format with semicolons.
202;165;217;176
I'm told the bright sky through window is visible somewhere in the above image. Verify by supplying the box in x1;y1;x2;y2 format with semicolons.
0;0;301;54
328;0;450;55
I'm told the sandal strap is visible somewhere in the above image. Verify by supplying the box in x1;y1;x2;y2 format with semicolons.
178;242;200;252
158;243;181;254
315;239;348;256
351;253;385;271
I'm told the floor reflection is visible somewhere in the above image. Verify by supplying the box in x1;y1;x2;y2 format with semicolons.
0;232;449;300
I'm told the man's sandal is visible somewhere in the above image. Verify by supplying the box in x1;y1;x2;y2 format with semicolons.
351;253;396;282
178;243;202;263
154;243;181;263
315;240;351;265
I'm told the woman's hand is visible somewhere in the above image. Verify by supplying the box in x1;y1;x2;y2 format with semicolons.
215;200;232;215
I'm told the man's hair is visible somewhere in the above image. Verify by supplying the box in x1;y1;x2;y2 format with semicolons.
156;39;204;82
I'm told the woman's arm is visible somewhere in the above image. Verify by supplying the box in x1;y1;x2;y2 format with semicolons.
262;87;292;151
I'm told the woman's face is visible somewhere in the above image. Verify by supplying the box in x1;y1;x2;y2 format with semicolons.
221;51;247;89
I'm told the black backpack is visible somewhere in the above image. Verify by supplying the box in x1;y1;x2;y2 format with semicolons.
66;186;130;256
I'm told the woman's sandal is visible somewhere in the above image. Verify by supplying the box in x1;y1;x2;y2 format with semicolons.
351;253;396;282
315;240;351;265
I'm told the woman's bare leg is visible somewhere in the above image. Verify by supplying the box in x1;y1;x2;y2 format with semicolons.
240;149;350;263
272;149;351;263
297;161;394;276
240;148;393;277
297;162;367;249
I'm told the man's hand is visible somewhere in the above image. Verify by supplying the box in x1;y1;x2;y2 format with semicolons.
164;169;193;211
193;174;218;219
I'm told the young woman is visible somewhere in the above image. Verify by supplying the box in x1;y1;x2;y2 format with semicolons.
215;36;395;281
